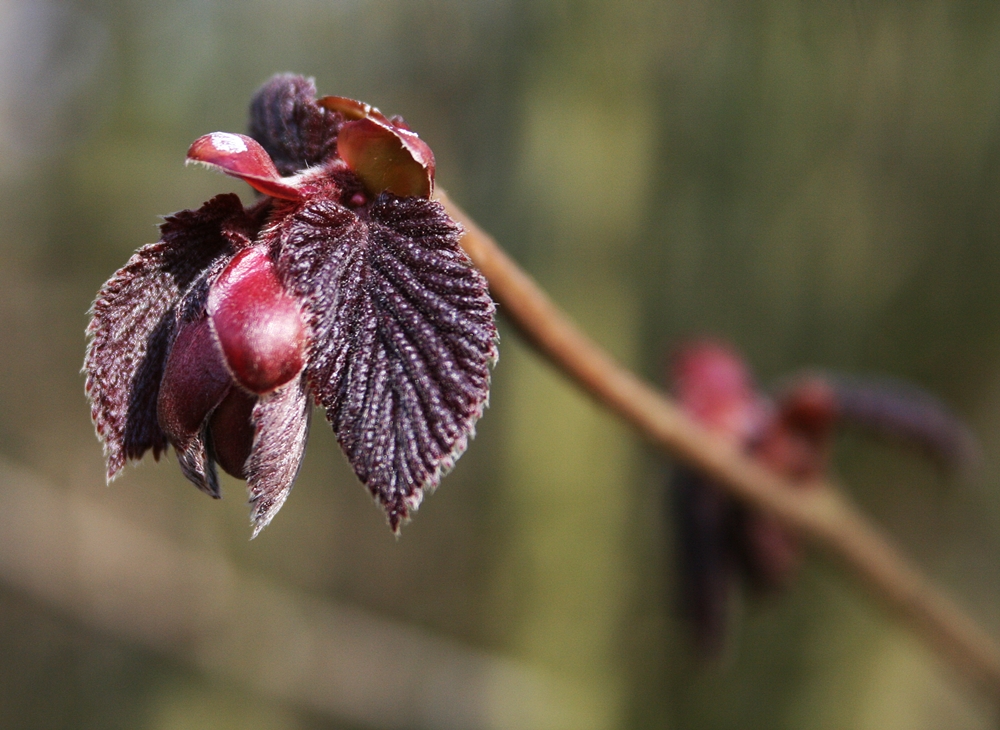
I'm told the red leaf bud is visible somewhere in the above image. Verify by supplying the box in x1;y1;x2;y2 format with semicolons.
157;316;232;448
208;246;308;394
208;386;257;479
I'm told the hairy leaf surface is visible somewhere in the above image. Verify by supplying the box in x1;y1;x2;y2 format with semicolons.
246;377;311;536
277;194;496;529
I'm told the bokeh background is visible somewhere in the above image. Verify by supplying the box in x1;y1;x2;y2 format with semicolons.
2;0;1000;728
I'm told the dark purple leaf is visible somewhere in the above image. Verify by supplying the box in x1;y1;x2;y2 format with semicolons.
276;194;497;531
246;376;311;537
249;74;340;177
824;374;981;471
84;193;248;480
731;504;802;591
671;467;733;658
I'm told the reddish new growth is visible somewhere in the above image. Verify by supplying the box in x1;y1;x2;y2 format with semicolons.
85;74;498;535
669;340;976;656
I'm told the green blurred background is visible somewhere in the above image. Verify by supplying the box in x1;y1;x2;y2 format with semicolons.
1;0;1000;727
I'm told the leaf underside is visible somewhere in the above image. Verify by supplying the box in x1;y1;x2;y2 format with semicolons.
246;376;312;536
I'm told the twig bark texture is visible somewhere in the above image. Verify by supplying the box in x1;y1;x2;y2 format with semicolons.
439;191;1000;702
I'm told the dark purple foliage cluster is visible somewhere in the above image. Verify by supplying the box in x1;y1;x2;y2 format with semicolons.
668;340;976;656
85;74;498;535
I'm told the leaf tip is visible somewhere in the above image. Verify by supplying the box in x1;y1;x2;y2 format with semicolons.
187;132;303;201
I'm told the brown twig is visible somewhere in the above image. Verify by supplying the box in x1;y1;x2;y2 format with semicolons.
438;190;1000;701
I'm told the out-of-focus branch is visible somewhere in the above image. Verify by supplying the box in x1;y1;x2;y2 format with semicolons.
438;190;1000;701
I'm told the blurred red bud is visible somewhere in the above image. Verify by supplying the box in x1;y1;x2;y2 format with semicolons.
672;340;765;441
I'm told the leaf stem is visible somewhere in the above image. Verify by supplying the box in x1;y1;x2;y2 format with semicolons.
439;190;1000;701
